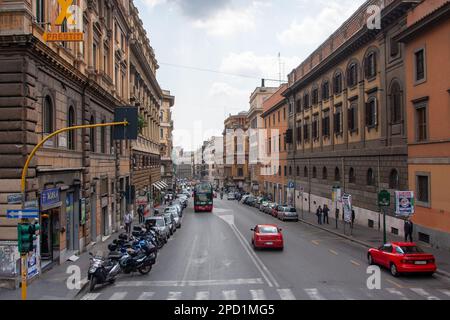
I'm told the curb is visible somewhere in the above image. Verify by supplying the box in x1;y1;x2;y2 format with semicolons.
298;218;450;280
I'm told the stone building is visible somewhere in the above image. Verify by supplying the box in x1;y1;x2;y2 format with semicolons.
283;0;415;236
0;0;164;286
160;90;175;190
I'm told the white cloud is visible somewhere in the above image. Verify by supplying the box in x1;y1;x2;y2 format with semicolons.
193;7;256;36
277;1;364;47
142;0;166;8
208;82;250;109
219;51;302;80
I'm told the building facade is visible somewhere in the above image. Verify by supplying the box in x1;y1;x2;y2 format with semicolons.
160;90;175;190
284;0;415;237
261;84;290;204
0;0;164;287
173;148;193;180
397;0;450;249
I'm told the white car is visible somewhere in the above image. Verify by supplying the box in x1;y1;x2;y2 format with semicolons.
227;192;236;200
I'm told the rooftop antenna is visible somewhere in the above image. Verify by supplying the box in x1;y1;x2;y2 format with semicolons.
278;52;281;83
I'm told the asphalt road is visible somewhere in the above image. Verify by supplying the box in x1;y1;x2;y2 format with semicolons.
79;198;450;300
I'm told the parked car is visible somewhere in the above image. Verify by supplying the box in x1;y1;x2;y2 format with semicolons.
259;201;269;212
270;203;279;217
266;202;277;215
144;216;169;243
160;211;177;235
251;224;284;250
227;192;236;200
245;196;256;206
367;242;436;277
275;206;299;221
240;195;250;204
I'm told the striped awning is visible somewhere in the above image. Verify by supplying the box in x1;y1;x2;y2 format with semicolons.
152;182;163;191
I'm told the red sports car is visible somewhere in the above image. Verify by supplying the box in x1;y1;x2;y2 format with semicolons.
251;224;284;250
367;242;436;277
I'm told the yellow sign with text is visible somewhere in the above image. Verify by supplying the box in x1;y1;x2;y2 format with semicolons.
43;0;84;42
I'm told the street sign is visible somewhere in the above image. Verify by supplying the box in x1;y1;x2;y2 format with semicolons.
7;209;39;219
7;194;23;204
113;107;139;140
378;190;391;207
395;191;415;216
288;181;295;189
24;200;38;209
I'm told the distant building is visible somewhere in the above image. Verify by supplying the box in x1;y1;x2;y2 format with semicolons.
160;90;175;190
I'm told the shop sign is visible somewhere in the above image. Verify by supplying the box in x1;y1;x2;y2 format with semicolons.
395;191;415;217
40;188;61;210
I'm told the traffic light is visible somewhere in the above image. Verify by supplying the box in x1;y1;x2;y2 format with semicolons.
17;223;39;254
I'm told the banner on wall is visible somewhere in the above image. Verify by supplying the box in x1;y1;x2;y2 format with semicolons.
395;191;415;217
342;194;352;223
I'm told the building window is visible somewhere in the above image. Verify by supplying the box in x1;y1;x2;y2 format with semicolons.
389;169;399;190
322;81;330;100
365;51;377;79
390;37;399;57
238;168;243;177
296;121;302;143
334;167;340;182
333;72;342;94
415;102;428;142
110;126;114;154
367;168;375;186
284;166;287;176
303;119;310;141
43;95;54;134
160;128;164;139
312;114;319;140
289;166;292;176
296;166;300;176
349;167;355;183
304;166;308;178
322;111;330;137
36;0;45;24
366;98;378;128
312;88;319;105
348;103;358;132
415;48;426;82
416;174;430;206
334;106;342;134
296;99;302;113
390;82;402;124
67;106;75;150
101;119;106;153
283;108;286;120
279;166;282;176
104;45;109;75
93;42;98;69
322;167;328;180
90;116;96;152
303;92;310;109
312;167;317;179
347;62;358;87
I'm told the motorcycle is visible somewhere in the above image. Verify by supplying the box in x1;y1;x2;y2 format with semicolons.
88;252;121;292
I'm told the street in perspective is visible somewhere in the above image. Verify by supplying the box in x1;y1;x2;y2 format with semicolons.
0;0;450;306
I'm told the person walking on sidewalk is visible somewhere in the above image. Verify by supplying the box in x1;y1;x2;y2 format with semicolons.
404;217;414;242
137;205;144;224
124;210;133;235
316;206;323;225
322;204;330;224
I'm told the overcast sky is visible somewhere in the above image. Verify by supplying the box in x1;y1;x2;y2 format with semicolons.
134;0;366;151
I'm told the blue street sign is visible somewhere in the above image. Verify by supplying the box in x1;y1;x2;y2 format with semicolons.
288;181;295;189
7;194;23;204
6;209;39;219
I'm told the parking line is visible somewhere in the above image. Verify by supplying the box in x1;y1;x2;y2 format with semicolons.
311;240;320;246
386;279;403;289
329;249;338;256
350;260;361;266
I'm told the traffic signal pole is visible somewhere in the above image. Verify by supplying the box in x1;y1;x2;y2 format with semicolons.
19;121;128;300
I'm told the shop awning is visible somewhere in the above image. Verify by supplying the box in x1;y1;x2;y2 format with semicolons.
152;182;163;191
160;181;168;189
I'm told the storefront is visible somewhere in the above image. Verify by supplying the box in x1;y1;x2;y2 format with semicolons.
40;188;62;270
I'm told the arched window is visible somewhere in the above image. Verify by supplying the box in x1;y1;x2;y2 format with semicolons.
90;116;96;152
279;166;281;176
367;168;375;186
366;97;378;127
389;169;399;190
390;81;402;124
312;166;317;178
296;166;300;176
101;119;106;153
67;106;75;150
333;72;343;94
43;95;54;134
334;167;341;182
304;166;308;178
364;51;377;78
349;167;356;183
347;62;358;87
289;166;292;176
303;91;310;109
322;167;328;180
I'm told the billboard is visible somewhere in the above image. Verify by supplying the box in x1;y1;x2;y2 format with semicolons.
395;191;415;217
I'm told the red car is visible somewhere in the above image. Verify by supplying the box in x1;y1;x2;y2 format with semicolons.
251;224;284;250
368;242;436;277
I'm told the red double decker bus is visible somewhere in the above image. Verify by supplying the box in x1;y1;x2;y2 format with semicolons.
194;182;213;212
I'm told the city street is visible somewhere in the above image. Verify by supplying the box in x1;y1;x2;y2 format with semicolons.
79;199;450;301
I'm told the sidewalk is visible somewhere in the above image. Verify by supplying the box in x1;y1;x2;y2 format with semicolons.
298;211;450;278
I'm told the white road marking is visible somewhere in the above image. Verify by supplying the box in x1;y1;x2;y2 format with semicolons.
277;289;296;300
109;292;127;300
167;291;182;300
410;288;440;300
114;278;264;287
195;291;210;300
250;289;266;300
222;290;238;300
138;292;155;300
181;235;199;287
305;288;326;300
80;293;100;300
386;288;409;300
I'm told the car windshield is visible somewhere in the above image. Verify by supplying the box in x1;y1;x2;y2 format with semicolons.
398;246;424;254
147;218;164;227
258;226;278;234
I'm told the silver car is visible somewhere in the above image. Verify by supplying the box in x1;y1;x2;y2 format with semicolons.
165;207;182;228
145;216;169;243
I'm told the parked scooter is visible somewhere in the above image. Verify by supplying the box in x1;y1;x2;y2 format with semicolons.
88;252;121;292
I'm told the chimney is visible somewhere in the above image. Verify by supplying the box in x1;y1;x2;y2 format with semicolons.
261;78;265;88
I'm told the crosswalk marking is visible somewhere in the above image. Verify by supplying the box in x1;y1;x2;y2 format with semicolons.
386;288;409;300
138;292;155;300
277;289;296;300
109;292;127;300
195;291;210;300
410;288;440;300
439;289;450;297
81;293;101;300
305;288;325;300
167;291;182;300
222;290;237;300
250;289;266;300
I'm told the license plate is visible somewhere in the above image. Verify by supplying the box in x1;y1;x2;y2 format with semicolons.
415;261;427;265
265;242;273;245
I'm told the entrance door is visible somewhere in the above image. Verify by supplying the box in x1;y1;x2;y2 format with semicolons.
91;194;97;242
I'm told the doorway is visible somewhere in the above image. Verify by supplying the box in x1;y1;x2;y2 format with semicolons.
40;209;60;268
91;194;97;242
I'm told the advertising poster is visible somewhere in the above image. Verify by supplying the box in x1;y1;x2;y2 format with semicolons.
342;194;352;223
27;235;39;279
81;198;86;225
395;191;415;216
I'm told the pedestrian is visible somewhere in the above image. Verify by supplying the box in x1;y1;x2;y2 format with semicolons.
137;205;144;224
316;205;323;225
124;210;133;235
323;204;330;224
351;209;355;229
404;217;414;242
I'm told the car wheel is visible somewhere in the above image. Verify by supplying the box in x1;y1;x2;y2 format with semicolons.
390;263;399;277
368;254;374;265
279;247;284;251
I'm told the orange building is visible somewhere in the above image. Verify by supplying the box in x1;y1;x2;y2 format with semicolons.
397;0;450;248
261;84;290;204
